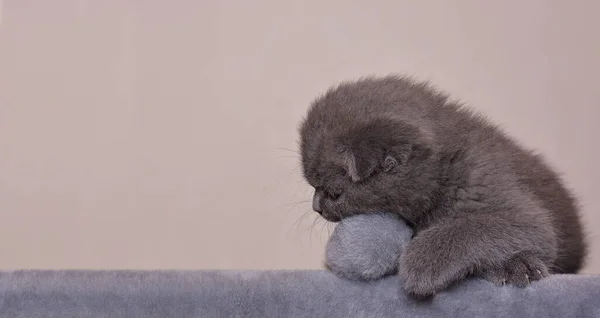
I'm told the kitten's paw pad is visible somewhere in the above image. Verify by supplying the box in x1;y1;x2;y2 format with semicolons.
482;253;549;287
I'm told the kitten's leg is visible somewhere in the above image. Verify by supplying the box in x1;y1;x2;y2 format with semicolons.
399;214;556;298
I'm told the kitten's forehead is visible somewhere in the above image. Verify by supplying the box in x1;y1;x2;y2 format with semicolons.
300;109;378;186
301;133;347;184
300;77;417;183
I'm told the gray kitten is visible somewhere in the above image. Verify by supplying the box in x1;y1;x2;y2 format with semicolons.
299;75;587;298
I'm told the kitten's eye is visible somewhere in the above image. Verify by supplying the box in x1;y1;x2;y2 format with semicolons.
316;186;341;201
325;189;341;200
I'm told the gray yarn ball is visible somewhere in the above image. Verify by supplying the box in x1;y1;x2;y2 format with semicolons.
325;213;413;281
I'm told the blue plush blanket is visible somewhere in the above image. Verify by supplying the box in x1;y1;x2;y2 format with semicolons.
1;214;598;317
0;270;599;317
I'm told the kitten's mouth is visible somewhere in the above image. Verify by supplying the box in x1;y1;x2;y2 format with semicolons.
321;213;341;223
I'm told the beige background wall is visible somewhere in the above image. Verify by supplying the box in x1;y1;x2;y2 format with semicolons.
0;1;598;272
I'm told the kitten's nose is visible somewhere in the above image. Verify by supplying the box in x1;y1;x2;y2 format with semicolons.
312;191;323;214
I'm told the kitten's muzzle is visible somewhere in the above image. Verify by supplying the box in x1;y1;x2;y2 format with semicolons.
312;191;323;214
313;190;342;222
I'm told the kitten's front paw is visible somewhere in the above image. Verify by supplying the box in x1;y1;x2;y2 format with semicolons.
481;252;549;287
400;267;440;299
399;249;454;299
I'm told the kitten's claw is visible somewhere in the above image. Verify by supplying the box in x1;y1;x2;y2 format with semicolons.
481;252;549;287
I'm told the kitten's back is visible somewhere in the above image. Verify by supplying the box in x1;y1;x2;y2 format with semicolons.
514;150;586;272
432;97;586;273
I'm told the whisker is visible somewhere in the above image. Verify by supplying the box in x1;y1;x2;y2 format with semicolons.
291;164;302;174
319;220;330;243
276;155;300;160
308;215;321;246
283;200;311;213
326;222;334;237
288;209;311;235
274;147;300;155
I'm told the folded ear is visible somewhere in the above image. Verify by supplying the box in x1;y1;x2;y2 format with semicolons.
338;118;430;182
341;144;385;182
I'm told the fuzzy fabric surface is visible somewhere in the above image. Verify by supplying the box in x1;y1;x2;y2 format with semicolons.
0;214;598;317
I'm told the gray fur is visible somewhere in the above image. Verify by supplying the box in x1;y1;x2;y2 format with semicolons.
299;75;587;298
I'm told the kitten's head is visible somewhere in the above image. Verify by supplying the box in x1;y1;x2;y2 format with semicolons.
299;77;440;222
